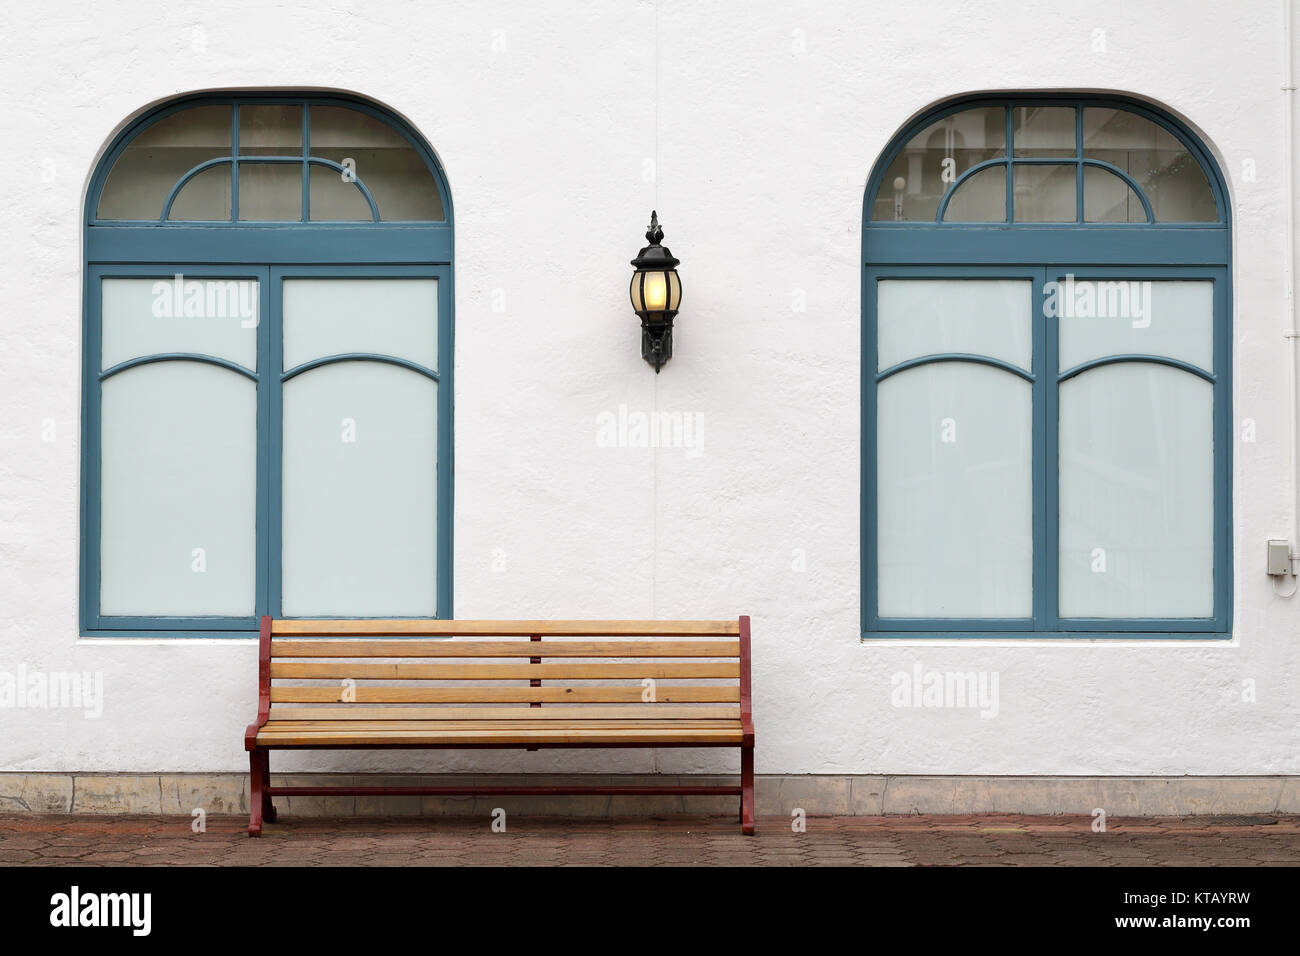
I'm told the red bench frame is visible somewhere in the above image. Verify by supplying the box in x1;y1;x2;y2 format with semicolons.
245;616;755;835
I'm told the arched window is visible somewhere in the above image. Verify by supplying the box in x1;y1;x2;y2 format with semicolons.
861;96;1230;638
81;94;453;636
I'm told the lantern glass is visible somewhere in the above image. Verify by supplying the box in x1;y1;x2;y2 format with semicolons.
629;269;682;315
646;272;669;310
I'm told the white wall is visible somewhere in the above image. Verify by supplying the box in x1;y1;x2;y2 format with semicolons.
1;0;1296;776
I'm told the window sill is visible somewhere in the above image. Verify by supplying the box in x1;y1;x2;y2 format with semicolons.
862;631;1234;645
79;631;258;643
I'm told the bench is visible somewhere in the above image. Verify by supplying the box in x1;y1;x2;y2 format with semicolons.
245;616;755;835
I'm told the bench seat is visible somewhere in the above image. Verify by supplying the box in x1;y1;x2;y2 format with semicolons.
244;617;755;835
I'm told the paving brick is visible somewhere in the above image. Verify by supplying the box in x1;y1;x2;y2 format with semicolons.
2;813;1299;866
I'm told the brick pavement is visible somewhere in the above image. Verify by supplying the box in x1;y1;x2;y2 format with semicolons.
2;813;1299;865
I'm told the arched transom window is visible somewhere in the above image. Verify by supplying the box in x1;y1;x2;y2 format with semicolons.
82;94;453;636
870;101;1219;224
862;96;1230;639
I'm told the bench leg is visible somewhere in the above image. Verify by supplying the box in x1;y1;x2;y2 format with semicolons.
248;750;265;837
259;751;277;823
740;745;755;835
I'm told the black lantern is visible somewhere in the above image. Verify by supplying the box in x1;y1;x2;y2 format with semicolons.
629;210;682;372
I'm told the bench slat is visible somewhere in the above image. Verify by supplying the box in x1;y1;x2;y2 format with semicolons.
270;639;739;658
270;685;740;704
272;620;740;637
267;705;741;721
262;720;740;731
270;661;739;680
255;726;744;746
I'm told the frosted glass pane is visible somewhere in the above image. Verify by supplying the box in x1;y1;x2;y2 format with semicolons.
1059;364;1213;617
872;107;1005;222
238;163;302;221
309;163;372;220
1082;108;1217;221
97;105;231;219
309;106;443;220
1084;165;1145;222
101;277;258;370
943;165;1007;222
283;278;437;370
168;163;232;220
281;364;437;616
1014;163;1076;222
240;106;301;156
878;364;1032;617
100;363;256;616
877;279;1031;371
1013;106;1075;157
1057;279;1213;373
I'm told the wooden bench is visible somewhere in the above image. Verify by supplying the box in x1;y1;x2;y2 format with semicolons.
245;616;755;835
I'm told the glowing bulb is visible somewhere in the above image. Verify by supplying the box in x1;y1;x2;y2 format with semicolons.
643;273;667;309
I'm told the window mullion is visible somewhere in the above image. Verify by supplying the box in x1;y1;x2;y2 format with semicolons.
256;266;273;620
231;104;240;222
267;269;285;619
1075;105;1084;224
1042;265;1062;631
1004;106;1014;224
301;103;310;223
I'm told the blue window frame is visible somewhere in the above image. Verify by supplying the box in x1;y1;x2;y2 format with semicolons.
862;95;1231;639
81;93;454;637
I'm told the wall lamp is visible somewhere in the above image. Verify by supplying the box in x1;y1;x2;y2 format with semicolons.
629;210;682;372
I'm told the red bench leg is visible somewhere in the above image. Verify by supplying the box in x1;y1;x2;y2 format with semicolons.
260;750;277;824
740;745;755;835
248;750;265;837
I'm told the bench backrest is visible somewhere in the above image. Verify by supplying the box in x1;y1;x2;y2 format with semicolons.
255;617;752;726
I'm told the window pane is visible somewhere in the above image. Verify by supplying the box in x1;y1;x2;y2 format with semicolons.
308;163;373;220
101;277;257;371
282;277;437;370
1057;279;1213;373
1014;163;1076;221
309;106;444;220
281;364;437;616
1082;108;1217;221
239;105;301;156
877;278;1031;371
873;107;1005;221
1012;106;1075;157
1059;364;1213;618
1084;165;1146;222
100;363;256;616
167;163;232;220
877;364;1033;618
238;162;302;221
97;105;231;220
943;164;1007;222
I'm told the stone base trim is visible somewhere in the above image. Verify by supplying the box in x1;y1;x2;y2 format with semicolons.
2;773;1298;817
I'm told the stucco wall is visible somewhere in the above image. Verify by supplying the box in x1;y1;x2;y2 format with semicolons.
0;0;1296;776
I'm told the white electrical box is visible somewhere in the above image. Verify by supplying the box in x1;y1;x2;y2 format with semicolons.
1267;539;1292;576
